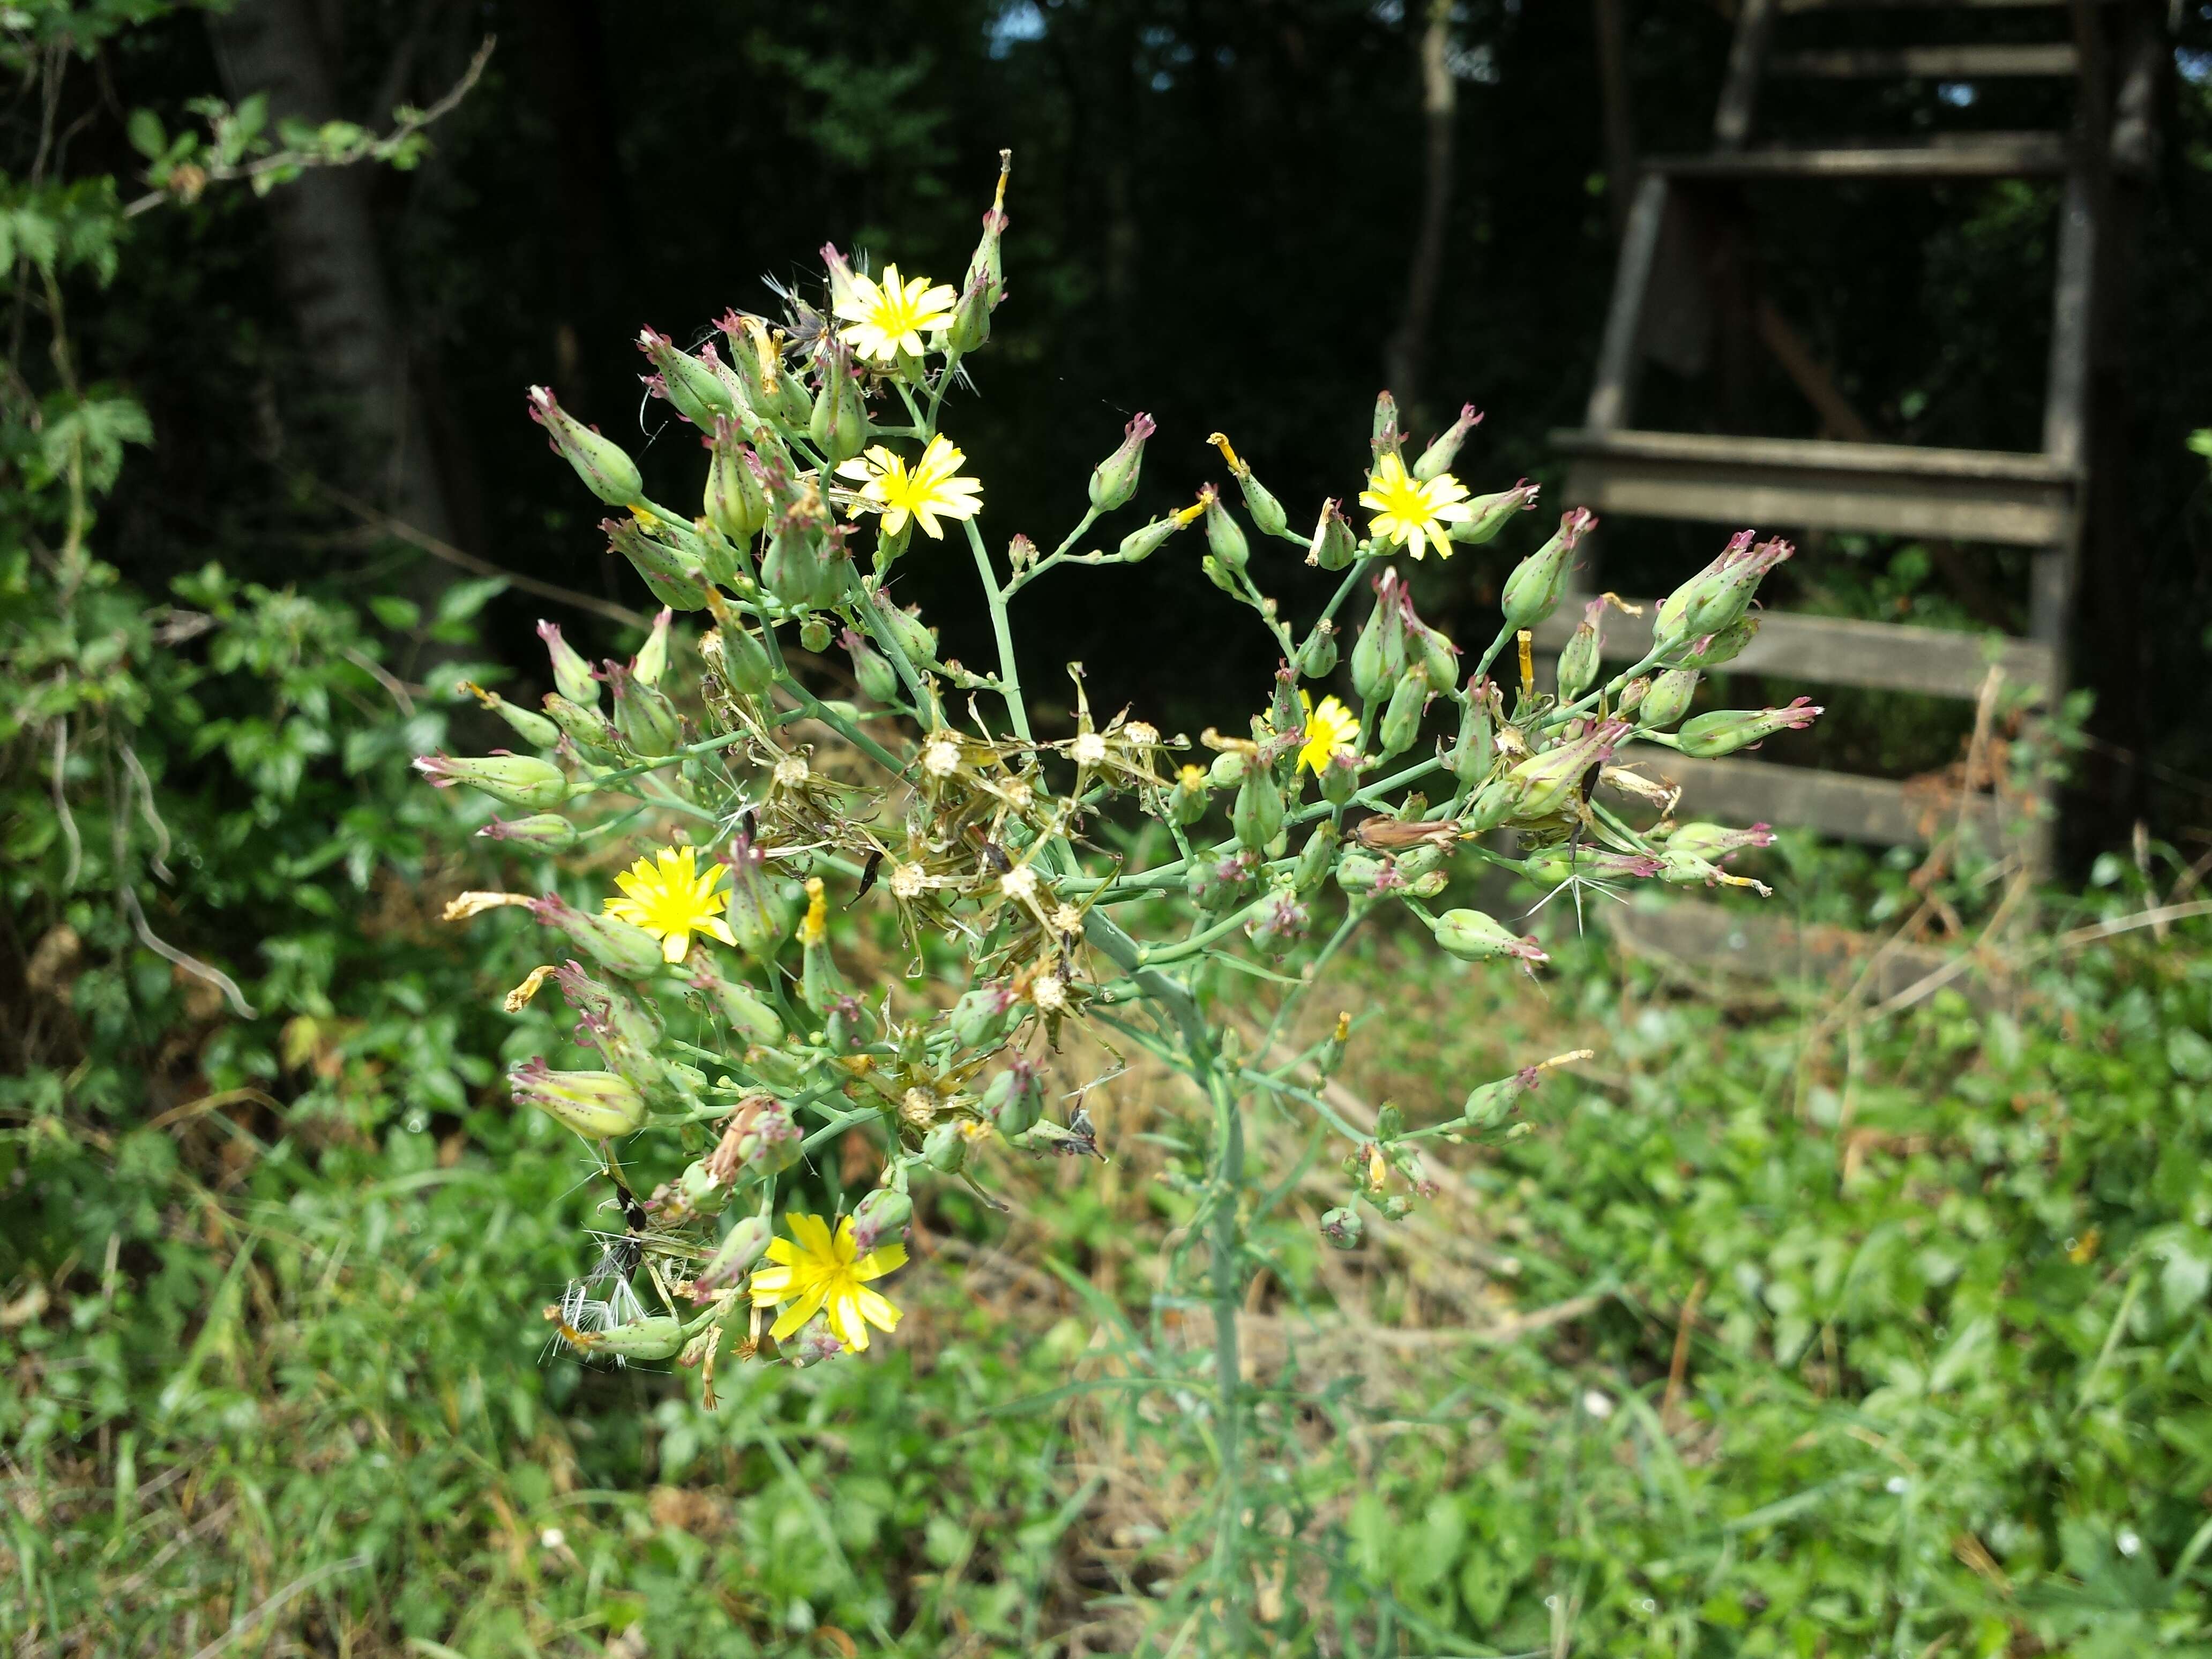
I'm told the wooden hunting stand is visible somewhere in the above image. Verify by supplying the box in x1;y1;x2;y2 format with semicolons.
1539;0;2167;988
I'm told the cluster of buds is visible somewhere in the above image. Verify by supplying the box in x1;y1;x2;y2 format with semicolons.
423;155;1816;1385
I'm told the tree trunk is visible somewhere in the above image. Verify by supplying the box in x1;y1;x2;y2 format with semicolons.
207;0;455;547
1384;0;1457;427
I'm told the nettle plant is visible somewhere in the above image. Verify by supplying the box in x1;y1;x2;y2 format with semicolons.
422;158;1814;1629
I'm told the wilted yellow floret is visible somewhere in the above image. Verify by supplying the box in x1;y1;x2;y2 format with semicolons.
834;262;956;362
749;1212;907;1352
602;845;737;963
836;434;983;541
1359;452;1471;561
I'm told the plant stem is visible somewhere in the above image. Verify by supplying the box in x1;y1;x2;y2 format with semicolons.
963;515;1030;742
1204;1056;1247;1646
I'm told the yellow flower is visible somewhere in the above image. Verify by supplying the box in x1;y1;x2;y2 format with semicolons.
749;1212;907;1352
834;262;957;362
835;434;983;540
1297;692;1359;776
601;845;737;963
1359;452;1471;561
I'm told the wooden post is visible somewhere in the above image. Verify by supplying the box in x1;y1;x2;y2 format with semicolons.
1593;0;1638;242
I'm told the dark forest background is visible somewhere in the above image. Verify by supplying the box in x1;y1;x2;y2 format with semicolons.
71;0;2212;860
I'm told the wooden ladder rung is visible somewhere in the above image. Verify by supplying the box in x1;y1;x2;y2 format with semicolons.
1769;43;2079;78
1598;902;1997;1011
1777;0;2116;11
1649;132;2070;178
1552;427;2081;545
1530;597;2057;703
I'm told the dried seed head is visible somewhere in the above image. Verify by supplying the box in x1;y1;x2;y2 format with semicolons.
922;736;962;777
1123;721;1160;749
1000;865;1039;903
900;1087;938;1127
1070;731;1108;767
1032;973;1067;1012
1050;903;1084;935
773;754;810;788
889;861;926;900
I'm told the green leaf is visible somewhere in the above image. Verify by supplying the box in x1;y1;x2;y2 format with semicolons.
2170;1028;2212;1083
433;576;507;627
126;109;165;161
369;596;421;632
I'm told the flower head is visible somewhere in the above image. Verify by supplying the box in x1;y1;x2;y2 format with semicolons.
836;434;983;540
1359;452;1471;561
601;845;737;963
749;1212;907;1352
1297;692;1359;776
834;262;956;362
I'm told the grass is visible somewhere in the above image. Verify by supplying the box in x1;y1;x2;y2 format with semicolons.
6;863;2212;1656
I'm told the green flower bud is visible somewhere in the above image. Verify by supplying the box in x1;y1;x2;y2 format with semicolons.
607;513;714;612
510;1059;644;1139
1336;851;1386;895
695;968;784;1046
413;752;570;810
951;982;1022;1051
742;1041;807;1092
576;1314;686;1362
1429;908;1549;967
1295;619;1340;681
721;838;797;960
1293;822;1340;895
1231;765;1284;854
1165;763;1211;825
1653;530;1793;655
695;1212;774;1291
537;619;601;710
1375;671;1427;760
1450;676;1499;788
607;662;683;757
1506;719;1629;820
1414;622;1459;693
631;607;675;689
1201;485;1249;576
982;1059;1045;1136
1412;403;1482;482
1370;391;1403;466
659;1156;733;1224
461;681;561;750
1201;555;1238;594
1116;504;1201;563
1088;413;1154;511
1320;749;1361;806
1555;597;1605;705
849;1186;913;1256
799;616;832;653
1461;775;1517;834
808;340;869;467
763;520;846;612
1638;668;1699;731
1306;498;1359;570
528;894;666;978
705;419;773;543
1665;820;1777;862
1208;750;1249;790
1448;478;1540;545
540;693;625;761
479;813;580;854
1499;507;1593;632
1668;612;1760;670
1207;432;1289;539
798;878;843;1014
922;1119;969;1174
1673;698;1822;759
638;326;739;428
709;621;776;698
841;627;899;705
724;1096;802;1176
1320;1207;1363;1250
871;592;938;666
965;154;1011;312
526;385;643;506
946;265;992;354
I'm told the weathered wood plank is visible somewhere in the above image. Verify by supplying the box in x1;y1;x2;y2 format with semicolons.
1530;600;2056;702
1713;0;1778;150
1601;901;1996;1008
1778;0;2112;10
1601;746;2016;848
1651;133;2070;178
1769;43;2079;77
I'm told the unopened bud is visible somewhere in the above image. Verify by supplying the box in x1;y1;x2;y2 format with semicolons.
1449;676;1499;788
1165;763;1210;825
922;1119;969;1174
951;982;1022;1050
1449;477;1541;545
849;1187;913;1256
1665;820;1776;862
1116;502;1202;563
1231;765;1284;853
606;661;683;757
1293;822;1340;894
705;419;772;542
1413;403;1482;482
842;627;899;705
1555;598;1606;705
540;692;624;760
461;681;561;750
529;893;667;978
1089;413;1155;511
1320;1207;1363;1250
1375;671;1427;759
412;752;570;810
1670;613;1760;670
1499;508;1593;632
1370;391;1402;466
1429;908;1549;967
1506;719;1629;819
1653;530;1793;654
637;326;739;428
694;1213;774;1292
1320;749;1361;806
537;619;601;709
607;513;714;612
631;607;675;689
1638;668;1699;731
1673;699;1821;758
1200;484;1249;576
808;339;870;467
510;1059;645;1139
711;621;776;697
1208;432;1288;537
479;813;580;854
526;385;643;507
